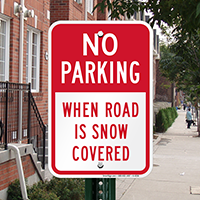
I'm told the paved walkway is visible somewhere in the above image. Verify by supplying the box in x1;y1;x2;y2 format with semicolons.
116;109;200;200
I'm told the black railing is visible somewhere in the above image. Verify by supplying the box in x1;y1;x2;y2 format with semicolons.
0;81;46;169
30;92;46;169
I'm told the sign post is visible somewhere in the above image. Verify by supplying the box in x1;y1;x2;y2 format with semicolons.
49;21;152;178
85;178;115;200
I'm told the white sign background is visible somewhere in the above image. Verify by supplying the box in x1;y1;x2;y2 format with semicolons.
55;92;146;171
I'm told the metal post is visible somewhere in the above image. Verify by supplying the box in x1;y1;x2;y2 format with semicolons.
18;89;23;143
27;83;31;144
171;82;175;107
5;81;8;150
109;178;115;200
85;0;87;20
85;178;93;200
18;0;24;144
85;178;116;200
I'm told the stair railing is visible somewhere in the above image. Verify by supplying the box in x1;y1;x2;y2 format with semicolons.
29;90;46;169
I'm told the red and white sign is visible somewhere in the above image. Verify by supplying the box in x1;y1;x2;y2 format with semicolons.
49;21;152;178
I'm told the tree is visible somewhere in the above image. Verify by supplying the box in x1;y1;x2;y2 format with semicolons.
94;0;200;34
159;31;200;90
159;32;200;135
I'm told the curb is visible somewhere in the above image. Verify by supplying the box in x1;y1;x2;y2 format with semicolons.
153;133;163;146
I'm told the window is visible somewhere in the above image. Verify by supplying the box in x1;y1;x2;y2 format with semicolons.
87;0;94;14
26;27;40;92
0;15;10;81
74;0;82;4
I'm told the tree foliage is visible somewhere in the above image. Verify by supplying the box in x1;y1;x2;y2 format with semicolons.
159;30;200;98
94;0;200;34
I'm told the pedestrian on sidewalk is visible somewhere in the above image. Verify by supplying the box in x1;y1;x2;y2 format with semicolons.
186;108;192;128
183;103;186;110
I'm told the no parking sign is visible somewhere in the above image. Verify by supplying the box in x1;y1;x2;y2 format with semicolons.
49;21;153;178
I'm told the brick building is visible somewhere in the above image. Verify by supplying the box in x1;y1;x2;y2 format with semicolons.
156;64;173;102
50;0;97;23
0;0;50;198
1;0;49;121
50;0;109;24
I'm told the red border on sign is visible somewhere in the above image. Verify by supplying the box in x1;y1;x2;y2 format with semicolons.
49;21;152;177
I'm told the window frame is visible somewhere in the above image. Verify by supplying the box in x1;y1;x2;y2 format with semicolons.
74;0;82;4
0;13;10;81
26;26;41;92
87;0;94;15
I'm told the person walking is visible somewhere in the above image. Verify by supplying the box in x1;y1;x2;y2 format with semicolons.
186;108;192;129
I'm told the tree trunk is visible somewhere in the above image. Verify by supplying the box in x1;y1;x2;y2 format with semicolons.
197;108;200;136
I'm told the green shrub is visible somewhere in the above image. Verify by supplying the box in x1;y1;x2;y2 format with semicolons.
28;180;59;200
46;177;85;200
166;107;173;127
29;187;59;200
7;178;85;200
169;107;175;121
173;107;178;118
155;107;178;133
7;179;22;200
164;108;170;127
156;109;168;132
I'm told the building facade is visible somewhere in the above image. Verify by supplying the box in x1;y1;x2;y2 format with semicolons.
50;0;98;24
1;0;49;125
0;0;50;198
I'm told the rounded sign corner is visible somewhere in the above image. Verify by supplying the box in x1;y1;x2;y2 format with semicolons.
48;163;62;178
49;20;65;34
139;161;153;178
139;21;153;32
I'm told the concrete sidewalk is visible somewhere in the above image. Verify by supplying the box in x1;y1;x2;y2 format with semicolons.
116;109;200;200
